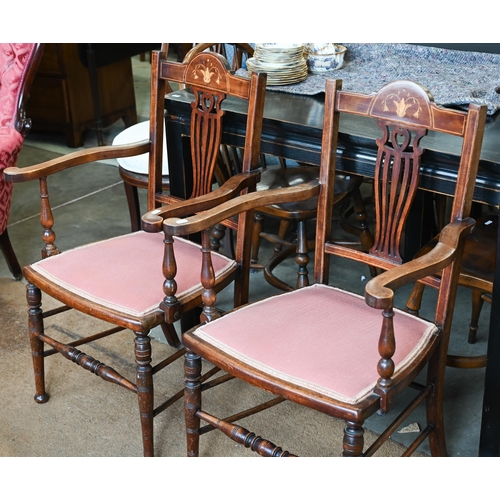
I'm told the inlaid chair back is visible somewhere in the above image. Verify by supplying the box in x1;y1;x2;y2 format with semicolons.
316;79;485;284
148;50;265;208
166;78;487;457
116;43;256;232
0;43;43;278
180;43;257;184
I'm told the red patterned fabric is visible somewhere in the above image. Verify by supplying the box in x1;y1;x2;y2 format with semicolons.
0;43;36;234
0;127;23;232
0;43;35;128
192;284;437;404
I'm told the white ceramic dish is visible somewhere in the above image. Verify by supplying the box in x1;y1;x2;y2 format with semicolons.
306;44;347;73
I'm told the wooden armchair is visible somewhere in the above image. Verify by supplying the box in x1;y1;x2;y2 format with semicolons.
405;212;496;369
116;43;256;232
151;79;487;456
0;43;44;279
4;50;267;456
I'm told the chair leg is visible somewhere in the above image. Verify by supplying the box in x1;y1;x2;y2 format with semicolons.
251;212;264;265
339;186;377;276
425;349;448;456
342;420;365;456
405;281;426;316
426;399;447;456
469;288;485;344
350;187;373;254
211;224;235;259
160;322;181;348
26;282;49;404
184;350;202;457
134;332;155;457
274;220;291;256
0;228;22;280
122;181;142;232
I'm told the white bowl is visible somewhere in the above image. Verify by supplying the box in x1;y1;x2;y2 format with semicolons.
306;44;347;73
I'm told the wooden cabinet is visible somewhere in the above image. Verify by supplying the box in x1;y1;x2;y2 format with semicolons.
26;43;137;147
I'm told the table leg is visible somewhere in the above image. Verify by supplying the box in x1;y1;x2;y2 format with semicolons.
479;221;500;456
165;116;192;199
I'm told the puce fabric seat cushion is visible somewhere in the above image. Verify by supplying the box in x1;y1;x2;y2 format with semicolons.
190;283;438;404
28;231;237;317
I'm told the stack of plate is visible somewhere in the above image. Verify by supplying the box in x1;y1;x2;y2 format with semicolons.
246;43;308;86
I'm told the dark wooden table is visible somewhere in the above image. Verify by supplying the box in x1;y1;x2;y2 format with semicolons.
165;87;500;456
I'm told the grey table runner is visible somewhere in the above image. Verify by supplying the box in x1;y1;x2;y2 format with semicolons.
242;43;500;115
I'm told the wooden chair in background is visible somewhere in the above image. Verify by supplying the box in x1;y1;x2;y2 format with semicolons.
406;212;496;369
250;168;372;291
152;78;487;456
4;50;267;456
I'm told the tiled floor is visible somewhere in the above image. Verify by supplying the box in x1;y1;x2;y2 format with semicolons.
0;55;490;457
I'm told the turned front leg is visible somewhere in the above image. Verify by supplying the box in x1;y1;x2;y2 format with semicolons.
135;332;154;457
26;283;49;404
343;421;364;457
184;350;202;457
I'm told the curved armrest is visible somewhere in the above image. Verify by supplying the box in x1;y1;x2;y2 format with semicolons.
163;181;320;236
4;140;150;182
141;172;262;232
365;218;475;310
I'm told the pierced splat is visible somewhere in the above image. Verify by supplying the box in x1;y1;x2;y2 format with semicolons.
370;121;427;264
188;88;226;199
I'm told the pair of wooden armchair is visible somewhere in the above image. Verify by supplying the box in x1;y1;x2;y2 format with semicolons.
5;48;487;456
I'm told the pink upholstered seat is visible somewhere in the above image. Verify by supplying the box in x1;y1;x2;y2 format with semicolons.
29;231;237;318
192;284;437;404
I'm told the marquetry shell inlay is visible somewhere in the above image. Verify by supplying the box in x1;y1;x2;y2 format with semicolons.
193;59;222;85
369;81;433;128
382;90;423;119
185;53;229;90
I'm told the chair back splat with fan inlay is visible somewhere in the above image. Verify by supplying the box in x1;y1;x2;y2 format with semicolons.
116;43;257;233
